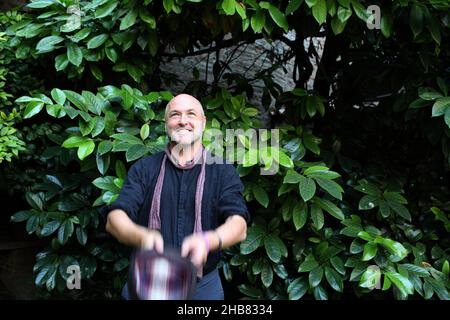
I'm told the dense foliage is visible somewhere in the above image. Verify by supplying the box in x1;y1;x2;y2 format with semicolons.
1;0;449;299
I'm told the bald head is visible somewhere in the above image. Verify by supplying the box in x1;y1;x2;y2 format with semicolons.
165;93;206;146
165;94;205;119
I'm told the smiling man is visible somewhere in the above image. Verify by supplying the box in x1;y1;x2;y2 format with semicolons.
103;94;249;300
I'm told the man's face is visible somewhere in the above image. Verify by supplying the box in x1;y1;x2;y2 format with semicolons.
165;94;206;146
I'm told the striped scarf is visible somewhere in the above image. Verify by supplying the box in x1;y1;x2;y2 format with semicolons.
148;144;207;277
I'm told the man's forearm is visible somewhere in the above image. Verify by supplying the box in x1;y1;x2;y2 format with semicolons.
207;215;247;251
106;209;149;248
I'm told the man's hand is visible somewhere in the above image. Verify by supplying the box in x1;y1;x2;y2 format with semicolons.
181;233;208;270
140;230;164;253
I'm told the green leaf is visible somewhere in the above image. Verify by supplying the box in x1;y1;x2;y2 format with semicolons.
310;203;324;230
357;231;374;242
51;88;66;105
41;221;61;237
104;111;117;136
313;285;328;300
286;0;303;15
409;4;424;38
359;266;381;289
95;1;119;18
92;176;119;192
110;163;125;183
287;278;308;300
283;170;302;184
432;98;450;117
325;267;343;292
331;16;347;35
355;180;379;196
77;140;95;160
238;284;263;298
36;35;64;53
55;54;69;71
399;264;430;277
443;260;449;276
426;278;450;300
387;201;411;221
126;144;149;162
386;272;414;296
82;91;102;115
96;152;110;175
383;192;408;204
58;220;74;245
76;226;88;245
278;150;294;168
98;140;113;155
314;198;344;220
27;0;56;8
264;234;288;263
261;261;273;287
330;256;346;275
305;0;317;8
111;133;142;144
87;34;109;49
292;201;308;230
298;175;316;202
382;274;392;291
252;184;269;208
90;64;103;82
62;136;87;148
64;90;87;111
359;195;378;210
120;8;138;30
304;166;340;179
23;101;44;118
445;107;450;129
315;178;343;200
312;0;327;25
139;11;156;28
362;242;377;261
381;13;393;38
240;225;265;254
309;266;323;287
92;117;106;138
26;215;39;234
11;210;32;222
70;28;91;42
298;257;319;273
379;200;391;218
303;132;320;155
105;47;118;63
337;6;352;22
222;0;236;15
67;43;83;66
379;238;408;262
267;4;289;32
140;124;150;140
437;77;448;96
427;16;441;45
419;88;443;101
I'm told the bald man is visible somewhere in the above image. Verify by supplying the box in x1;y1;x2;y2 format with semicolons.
103;94;249;300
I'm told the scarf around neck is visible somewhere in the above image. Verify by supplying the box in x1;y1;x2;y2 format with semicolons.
148;144;207;277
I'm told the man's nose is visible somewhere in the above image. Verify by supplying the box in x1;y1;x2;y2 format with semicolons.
179;113;188;124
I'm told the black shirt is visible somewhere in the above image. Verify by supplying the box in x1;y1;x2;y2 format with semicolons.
102;151;250;275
